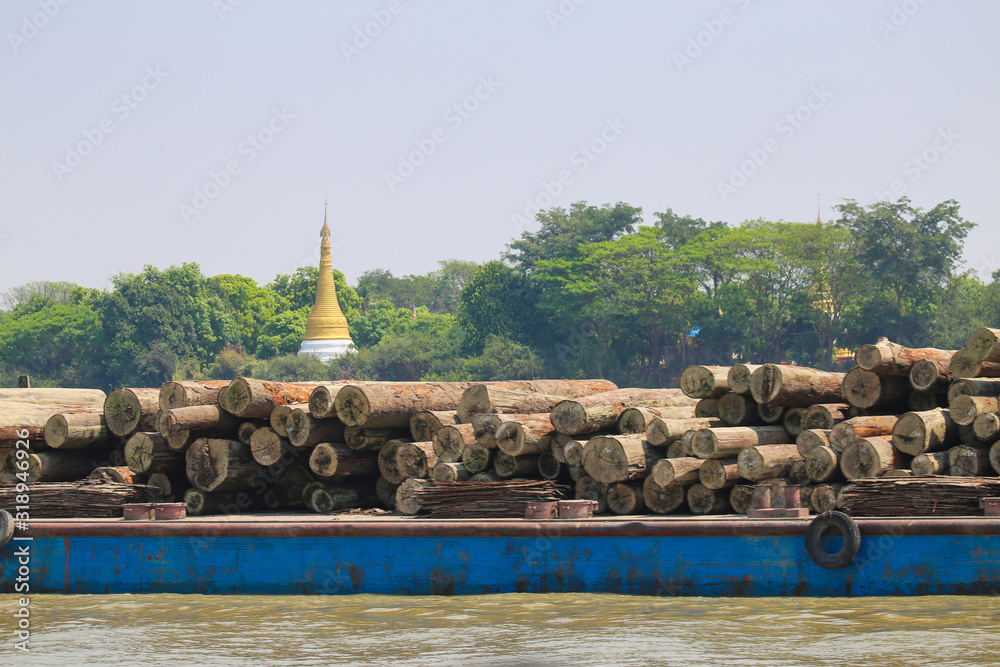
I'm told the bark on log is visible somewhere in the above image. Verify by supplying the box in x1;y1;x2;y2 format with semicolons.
395;441;438;479
158;380;230;411
310;442;380;478
805;445;841;483
286;409;345;448
643;476;685;514
377;439;410;484
269;403;305;438
680;365;731;399
345;427;409;452
687;483;731;515
911;451;949;476
966;327;1000;363
909;358;953;393
125;432;184;474
222;378;322;419
43;412;108;449
433;423;479;462
756;402;784;424
410;410;459;443
750;365;845;406
104;388;160;437
840;435;907;480
581;434;662;483
829;415;899;452
801;404;849;431
973;413;1000;441
796;429;832;457
575;475;609;513
908;390;944;412
157;405;240;437
695;398;720;419
617;406;698;434
339;382;472;428
311;482;380;513
650;456;704;488
494;415;555;457
949;349;1000;379
494;452;539;479
727;364;763;395
460;442;494;474
249;427;290;467
89;466;146;485
376;476;399;508
841;367;910;410
645;417;723;447
606;482;646;515
855;338;955;376
307;382;354;419
891;409;957;455
454;379;618;424
551;388;694;436
948;445;993;477
947;378;1000;402
2;450;104;483
185;438;264;492
691;426;791;459
737;444;802;481
717;393;760;427
431;462;471;481
810;483;845;513
949;395;999;427
666;441;686;459
698;458;740;490
0;388;105;407
782;407;807;437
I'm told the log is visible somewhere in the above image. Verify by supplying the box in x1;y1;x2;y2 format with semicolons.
158;380;230;410
249;427;290;467
617;406;698;434
841;367;909;410
840;435;906;480
973;413;1000;441
575;475;608;513
340;382;473;428
556;434;589;468
949;349;1000;379
301;480;326;511
666;441;686;459
537;451;569;480
431;462;471;481
581;435;662;483
494;451;538;479
805;446;840;483
157;405;240;437
310;442;380;478
3;450;105;483
89;466;145;485
948;445;993;477
395;478;430;515
377;439;410;484
796;429;832;457
728;485;755;514
43;412;108;449
221;378;322;419
698;458;740;490
125;432;184;474
184;438;264;492
307;382;354;419
947;378;1000;402
286;409;345;448
454;379;619;423
810;483;845;513
691;426;791;459
727;364;763;395
855;338;955;375
550;388;694;436
645;417;723;447
642;476;685;514
606;481;646;515
687;483;731;514
911;451;950;476
146;471;187;501
716;393;760;427
433;423;478;462
183;488;264;516
801;404;849;431
788;459;811;486
375;476;399;508
470;413;532;450
237;422;261;445
949;395;999;427
311;482;380;513
782;407;807;437
650;456;704;487
991;441;1000;475
494;415;554;457
396;440;439;478
679;365;731;399
695;398;720;419
410;410;459;443
272;463;314;507
891;409;957;455
166;430;197;452
756;402;784;424
679;430;700;456
103;388;160;437
966;327;1000;363
908;390;944;412
0;388;105;407
460;442;494;475
737;444;802;481
269;403;305;438
909;358;953;392
829;415;899;452
470;472;501;483
750;365;845;406
345;427;409;452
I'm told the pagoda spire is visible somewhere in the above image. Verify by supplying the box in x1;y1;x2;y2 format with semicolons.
301;205;351;343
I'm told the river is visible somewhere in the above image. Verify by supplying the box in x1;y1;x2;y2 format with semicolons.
1;593;999;666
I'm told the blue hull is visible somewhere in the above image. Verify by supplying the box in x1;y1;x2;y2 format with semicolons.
3;516;999;596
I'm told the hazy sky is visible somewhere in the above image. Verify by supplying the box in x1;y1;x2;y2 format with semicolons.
2;1;998;294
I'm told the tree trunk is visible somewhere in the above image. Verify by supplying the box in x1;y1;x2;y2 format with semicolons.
556;434;590;468
737;444;802;481
617;406;697;434
581;434;662;483
43;412;108;449
909;358;953;392
494;415;554;457
460;442;494;475
345;427;409;452
908;390;943;412
394;478;430;515
695;398;721;419
796;429;833;456
3;450;104;483
307;442;379;478
395;441;438;479
698;458;740;489
966;327;1000;363
249;427;290;467
167;430;197;452
948;378;1000;402
840;435;906;480
801;404;849;431
692;426;790;459
376;439;410;484
990;441;1000;475
728;485;755;514
805;445;841;483
125;432;184;474
311;482;380;513
185;438;264;492
88;466;145;484
891;409;957;455
338;382;473;428
911;451;949;476
307;382;354;419
0;388;105;407
973;413;1000;441
643;476;685;514
184;488;264;516
750;365;845;406
271;463;314;507
269;403;306;438
948;445;993;476
949;395;999;427
756;402;785;424
158;380;230;410
949;349;1000;379
431;462;471;481
680;365;731;399
717;393;760;427
727;364;763;395
221;378;322;419
537;451;569;480
606;482;646;515
782;407;807;437
104;388;160;437
156;405;240;436
237;422;262;445
376;476;399;508
575;475;609;513
810;483;845;513
687;483;731;514
432;423;479;462
493;451;539;479
855;338;956;376
830;415;899;452
841;367;910;410
645;417;723;447
650;457;704;487
551;388;694;436
410;410;459;443
146;471;188;501
470;413;533;450
454;379;618;424
285;409;345;448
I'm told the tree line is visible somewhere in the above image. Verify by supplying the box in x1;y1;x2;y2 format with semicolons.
0;197;988;390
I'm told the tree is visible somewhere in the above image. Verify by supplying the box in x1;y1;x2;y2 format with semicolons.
208;274;281;353
458;261;540;354
256;308;310;358
1;281;79;311
268;266;361;319
464;335;544;380
350;300;412;349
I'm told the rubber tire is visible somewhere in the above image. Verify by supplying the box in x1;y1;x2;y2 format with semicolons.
805;510;861;569
0;509;13;550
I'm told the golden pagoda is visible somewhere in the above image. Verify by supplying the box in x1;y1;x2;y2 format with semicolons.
297;205;354;361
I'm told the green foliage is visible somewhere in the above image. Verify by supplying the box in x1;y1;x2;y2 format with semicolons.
458;261;542;354
208;274;281;353
355;260;480;314
350;300;413;348
247;353;330;382
203;345;253;380
268;266;361;320
256;308;310;359
464;335;544;380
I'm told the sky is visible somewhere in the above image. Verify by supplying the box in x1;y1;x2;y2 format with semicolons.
1;0;998;294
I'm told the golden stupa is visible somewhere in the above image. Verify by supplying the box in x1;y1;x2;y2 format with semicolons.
297;205;354;361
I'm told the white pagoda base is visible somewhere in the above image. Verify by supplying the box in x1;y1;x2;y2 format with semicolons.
297;338;353;362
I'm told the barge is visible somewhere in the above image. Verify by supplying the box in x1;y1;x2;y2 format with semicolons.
2;513;999;596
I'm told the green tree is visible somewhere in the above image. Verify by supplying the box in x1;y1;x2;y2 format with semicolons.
208;274;281;353
268;266;361;319
458;261;541;354
464;335;544;380
256;308;310;358
350;299;412;348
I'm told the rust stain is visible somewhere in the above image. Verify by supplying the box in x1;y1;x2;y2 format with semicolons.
63;535;70;593
349;565;363;591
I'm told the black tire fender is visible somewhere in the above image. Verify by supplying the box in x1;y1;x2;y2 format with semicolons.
0;509;13;550
805;510;861;569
